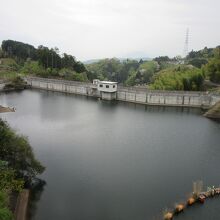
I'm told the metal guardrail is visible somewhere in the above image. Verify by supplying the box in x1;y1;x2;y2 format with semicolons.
25;77;93;87
118;86;208;96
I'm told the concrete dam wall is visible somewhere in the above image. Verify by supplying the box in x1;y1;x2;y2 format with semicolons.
0;83;5;91
25;77;220;108
26;77;101;97
0;80;7;91
116;87;218;107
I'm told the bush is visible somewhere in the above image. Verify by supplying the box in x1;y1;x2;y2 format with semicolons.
188;58;208;68
0;191;13;220
20;60;46;76
0;118;45;220
4;77;27;90
125;70;136;86
0;119;45;183
150;65;205;91
58;68;88;82
203;58;220;83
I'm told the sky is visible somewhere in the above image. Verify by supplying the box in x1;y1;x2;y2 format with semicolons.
0;0;220;61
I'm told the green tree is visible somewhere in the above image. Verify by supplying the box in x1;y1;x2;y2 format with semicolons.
150;65;204;91
188;58;208;68
61;53;76;70
0;48;4;58
0;161;24;220
154;56;170;63
204;58;220;83
0;161;24;192
125;68;137;86
0;119;45;183
1;40;37;62
86;58;140;83
20;60;46;75
0;191;13;220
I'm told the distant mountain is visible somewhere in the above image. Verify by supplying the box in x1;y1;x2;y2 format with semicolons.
119;57;152;62
83;59;101;64
83;57;152;64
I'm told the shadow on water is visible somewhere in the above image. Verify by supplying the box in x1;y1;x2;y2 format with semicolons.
116;100;203;115
208;118;220;123
38;92;203;116
27;179;46;220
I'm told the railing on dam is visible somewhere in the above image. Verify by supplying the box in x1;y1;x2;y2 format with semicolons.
118;85;208;96
24;77;94;88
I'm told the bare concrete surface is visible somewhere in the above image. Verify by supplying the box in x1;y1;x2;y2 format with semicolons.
15;190;30;220
0;105;15;113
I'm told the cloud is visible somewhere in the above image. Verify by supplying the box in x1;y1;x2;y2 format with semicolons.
0;0;219;60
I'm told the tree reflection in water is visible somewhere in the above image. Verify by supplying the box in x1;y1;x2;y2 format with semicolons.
27;178;46;220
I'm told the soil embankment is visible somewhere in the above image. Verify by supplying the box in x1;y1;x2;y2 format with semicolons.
0;105;15;113
204;101;220;119
14;190;30;220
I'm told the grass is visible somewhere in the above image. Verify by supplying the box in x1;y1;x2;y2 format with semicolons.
0;58;17;66
0;58;21;80
208;87;220;94
0;71;20;80
204;101;220;118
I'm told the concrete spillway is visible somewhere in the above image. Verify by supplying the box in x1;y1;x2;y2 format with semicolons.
24;77;220;108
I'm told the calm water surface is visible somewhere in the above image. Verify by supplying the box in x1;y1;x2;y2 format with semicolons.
1;90;220;220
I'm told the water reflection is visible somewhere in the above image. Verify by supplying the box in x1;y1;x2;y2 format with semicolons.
27;179;46;220
1;90;220;220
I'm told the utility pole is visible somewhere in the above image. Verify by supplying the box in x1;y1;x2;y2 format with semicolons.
28;48;31;58
52;52;54;69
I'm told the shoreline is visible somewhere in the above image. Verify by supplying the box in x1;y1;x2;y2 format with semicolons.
204;101;220;119
14;190;30;220
1;77;220;119
25;77;220;108
0;105;15;113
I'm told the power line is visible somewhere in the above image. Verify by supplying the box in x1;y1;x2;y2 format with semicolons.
183;28;189;58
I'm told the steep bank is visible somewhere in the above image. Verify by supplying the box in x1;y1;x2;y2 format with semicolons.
0;77;28;93
0;119;45;220
14;190;30;220
204;101;220;119
0;105;15;113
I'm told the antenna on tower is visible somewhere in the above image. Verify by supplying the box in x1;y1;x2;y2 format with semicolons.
183;28;189;58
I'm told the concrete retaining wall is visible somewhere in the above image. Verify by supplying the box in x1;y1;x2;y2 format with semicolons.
27;77;100;97
0;83;5;91
101;91;117;100
117;88;220;107
25;77;220;108
15;190;30;220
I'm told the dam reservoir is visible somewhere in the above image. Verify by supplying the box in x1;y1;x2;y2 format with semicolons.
1;89;220;220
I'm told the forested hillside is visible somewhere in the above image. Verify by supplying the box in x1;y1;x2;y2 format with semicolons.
148;46;220;90
85;46;219;90
0;39;219;90
150;65;204;91
0;119;45;220
0;40;88;81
